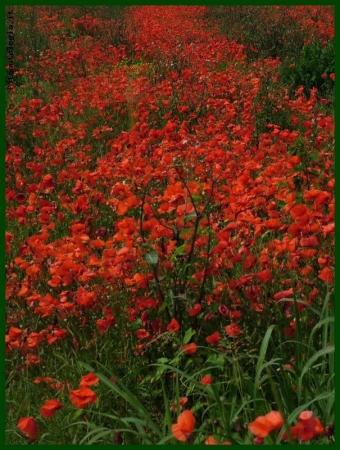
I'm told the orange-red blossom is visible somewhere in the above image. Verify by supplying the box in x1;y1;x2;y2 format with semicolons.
282;410;324;442
248;411;284;438
172;409;195;442
249;410;324;442
205;435;231;445
40;399;63;418
17;417;39;440
69;386;98;409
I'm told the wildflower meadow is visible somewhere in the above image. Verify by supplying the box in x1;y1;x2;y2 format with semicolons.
5;5;334;445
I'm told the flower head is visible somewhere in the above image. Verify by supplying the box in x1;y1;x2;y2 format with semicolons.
248;411;284;438
201;375;213;385
40;399;63;418
205;435;231;445
168;318;180;332
79;372;100;387
225;323;242;337
169;396;188;412
172;409;195;442
206;331;220;345
181;342;197;355
17;417;39;440
189;303;202;317
69;386;98;409
282;410;324;442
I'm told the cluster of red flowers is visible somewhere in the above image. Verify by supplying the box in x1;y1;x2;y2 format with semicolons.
7;4;334;360
248;410;324;443
7;5;333;443
17;373;99;441
171;409;324;444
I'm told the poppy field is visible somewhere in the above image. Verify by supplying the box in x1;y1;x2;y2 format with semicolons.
6;5;334;445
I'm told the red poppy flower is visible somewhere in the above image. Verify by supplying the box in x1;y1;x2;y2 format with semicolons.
205;435;231;445
136;328;151;340
69;387;98;409
318;267;333;283
218;305;229;317
225;323;242;337
262;218;281;230
182;342;197;355
17;417;39;440
300;236;319;247
168;318;180;332
41;174;55;191
281;410;324;442
228;310;242;320
201;375;213;385
206;331;220;345
188;303;202;317
15;193;27;203
255;269;272;282
96;318;114;336
274;288;294;301
204;313;217;322
170;396;188;412
290;204;308;219
169;397;189;411
33;377;54;385
248;411;284;438
40;399;63;418
8;326;23;340
172;409;195;442
79;372;100;387
25;354;41;366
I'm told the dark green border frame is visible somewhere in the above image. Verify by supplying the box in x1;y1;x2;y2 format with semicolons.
3;1;337;449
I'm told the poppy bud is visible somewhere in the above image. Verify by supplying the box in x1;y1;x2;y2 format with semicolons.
218;305;229;316
96;227;107;237
204;313;216;322
235;417;242;434
114;431;123;445
325;422;334;437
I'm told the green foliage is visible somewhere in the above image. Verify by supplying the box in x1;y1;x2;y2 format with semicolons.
208;6;309;61
253;78;293;137
280;39;335;99
62;289;334;445
6;4;334;445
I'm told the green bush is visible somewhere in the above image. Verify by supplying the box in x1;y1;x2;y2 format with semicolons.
280;38;335;99
207;6;309;61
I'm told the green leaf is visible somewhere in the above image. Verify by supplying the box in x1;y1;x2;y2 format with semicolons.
144;250;159;265
308;317;334;348
184;211;197;221
156;435;175;445
183;327;196;345
158;297;170;312
254;325;276;401
79;427;110;445
130;318;142;330
157;357;169;364
298;345;334;393
309;152;319;161
180;226;194;237
206;353;225;368
171;243;186;259
188;277;201;286
72;409;85;420
78;361;162;438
